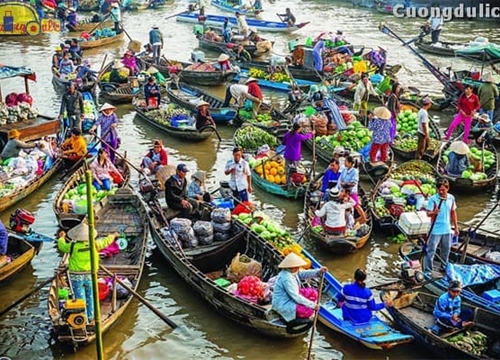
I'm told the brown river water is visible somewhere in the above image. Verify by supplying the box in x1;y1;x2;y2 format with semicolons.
0;1;499;359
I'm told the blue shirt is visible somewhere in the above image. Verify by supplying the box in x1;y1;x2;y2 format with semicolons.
433;292;461;320
188;181;202;198
446;152;469;176
426;193;456;235
337;282;385;324
321;168;341;192
368;118;392;144
0;220;7;255
337;167;359;194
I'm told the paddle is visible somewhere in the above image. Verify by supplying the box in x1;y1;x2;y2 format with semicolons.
165;9;190;20
306;272;324;360
100;265;178;328
198;124;222;142
87;13;111;36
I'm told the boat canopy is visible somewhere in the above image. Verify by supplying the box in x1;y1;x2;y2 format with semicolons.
446;262;500;288
0;65;36;80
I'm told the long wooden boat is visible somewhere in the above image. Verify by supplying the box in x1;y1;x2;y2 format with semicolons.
53;157;131;230
176;12;309;33
391;117;443;161
304;178;373;254
79;31;124;50
48;188;149;347
195;31;274;58
233;70;315;93
51;68;97;94
166;82;237;124
71;18;113;33
302;250;413;349
142;193;313;338
210;0;263;17
0;230;43;285
97;62;137;104
78;0;99;11
124;0;165;10
234;60;322;82
133;101;216;141
452;226;500;266
436;139;498;191
415;39;465;57
370;160;438;233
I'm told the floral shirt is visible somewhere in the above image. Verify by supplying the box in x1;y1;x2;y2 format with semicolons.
368;118;392;144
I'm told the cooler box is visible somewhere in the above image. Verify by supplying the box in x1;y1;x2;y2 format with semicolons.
483;289;500;302
398;211;431;236
171;119;190;128
212;198;234;209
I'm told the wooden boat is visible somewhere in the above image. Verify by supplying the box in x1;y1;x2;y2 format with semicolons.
53;157;131;230
210;0;263;17
250;159;307;199
142;193;313;338
51;68;97;94
176;12;309;33
133;101;216;141
436;139;498;191
386;290;500;359
79;31;124;50
302;250;413;349
391;118;443;161
304;178;373;254
166;82;237;124
452;226;500;266
0;230;43;285
370;160;438;233
97;62;138;104
71;18;113;33
123;0;165;10
234;102;291;139
48;188;149;347
233;69;315;93
78;0;99;11
195;30;274;58
415;39;465;57
234;60;322;82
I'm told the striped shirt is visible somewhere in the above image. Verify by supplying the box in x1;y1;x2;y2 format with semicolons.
337;282;385;324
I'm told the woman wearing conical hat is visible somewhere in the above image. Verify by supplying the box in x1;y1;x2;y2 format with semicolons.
368;106;392;163
195;100;216;131
0;129;36;160
90;102;120;164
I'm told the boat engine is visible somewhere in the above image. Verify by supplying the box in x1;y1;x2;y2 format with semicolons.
62;299;87;329
9;208;35;234
219;181;232;199
400;260;425;285
139;178;158;203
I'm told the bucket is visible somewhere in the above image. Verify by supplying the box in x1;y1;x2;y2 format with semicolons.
98;281;110;301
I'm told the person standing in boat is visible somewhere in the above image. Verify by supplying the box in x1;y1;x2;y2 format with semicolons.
224;147;252;202
427;8;444;44
222;18;232;43
235;12;249;37
195;101;216;131
386;82;402;142
424;178;459;274
89;103;120;164
277;8;296;26
368;107;392;163
353;73;379;118
245;77;263;106
58;223;119;324
110;3;122;34
312;39;325;73
337;268;392;324
149;25;163;66
432;280;474;334
0;219;7;258
165;164;200;218
59;82;84;132
444;85;480;144
416;96;433;160
0;129;36;161
282;122;314;188
478;72;499;123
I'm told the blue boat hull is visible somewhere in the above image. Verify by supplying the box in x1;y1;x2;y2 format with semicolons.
233;70;316;92
210;0;263;17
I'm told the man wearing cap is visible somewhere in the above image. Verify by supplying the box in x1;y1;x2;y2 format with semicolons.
235;12;249;36
478;72;499;123
472;113;493;147
59;82;84;132
224;147;252;202
337;268;392;324
416;96;434;160
165;164;200;218
58;224;120;324
195;101;216;130
432;280;473;333
144;76;161;109
0;129;36;160
149;25;163;66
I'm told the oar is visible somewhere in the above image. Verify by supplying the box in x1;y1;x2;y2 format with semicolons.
165;9;190;20
306;272;325;360
100;265;177;328
198;124;221;142
87;13;111;36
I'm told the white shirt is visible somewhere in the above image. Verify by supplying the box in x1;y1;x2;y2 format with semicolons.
429;16;443;30
225;158;251;191
417;108;429;135
315;198;355;229
230;84;249;105
237;16;249;32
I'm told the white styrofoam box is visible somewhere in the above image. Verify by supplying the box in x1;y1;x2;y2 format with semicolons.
398;211;431;236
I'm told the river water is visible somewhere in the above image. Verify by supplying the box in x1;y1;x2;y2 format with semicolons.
0;1;499;359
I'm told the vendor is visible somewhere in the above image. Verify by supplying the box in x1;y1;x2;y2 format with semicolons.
321;158;341;197
315;188;355;235
121;50;139;76
432;280;474;334
472;113;493;147
188;170;212;202
1;129;36;160
195;100;216;130
446;140;470;176
109;60;128;84
59;127;87;166
217;53;232;72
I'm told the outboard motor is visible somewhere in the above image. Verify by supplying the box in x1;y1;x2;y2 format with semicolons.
9;209;35;234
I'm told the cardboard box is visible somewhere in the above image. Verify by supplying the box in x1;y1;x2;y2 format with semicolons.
398;211;431;236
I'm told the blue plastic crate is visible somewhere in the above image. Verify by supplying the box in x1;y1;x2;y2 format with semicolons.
483;289;500;302
212;198;234;209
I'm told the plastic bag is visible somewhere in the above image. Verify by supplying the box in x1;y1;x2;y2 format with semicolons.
214;231;231;242
211;208;232;224
193;221;214;237
296;287;318;318
212;221;231;233
177;227;197;247
226;253;262;283
170;218;193;235
198;234;214;246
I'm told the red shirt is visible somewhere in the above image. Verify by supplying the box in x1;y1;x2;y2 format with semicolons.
247;82;263;100
457;93;480;116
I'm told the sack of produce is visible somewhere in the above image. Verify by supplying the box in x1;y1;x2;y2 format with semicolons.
178;227;198;248
226;253;262;283
212;221;231;233
236;275;264;303
296;287;318;318
315;126;327;136
198;234;214;246
193;221;213;237
211;208;232;224
214;231;231;242
170;218;192;235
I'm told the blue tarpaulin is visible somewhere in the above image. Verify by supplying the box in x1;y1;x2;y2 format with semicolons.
0;66;35;80
446;262;500;288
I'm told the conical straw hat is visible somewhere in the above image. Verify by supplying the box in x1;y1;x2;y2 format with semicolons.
373;106;391;120
449;141;469;155
278;252;308;268
68;222;98;241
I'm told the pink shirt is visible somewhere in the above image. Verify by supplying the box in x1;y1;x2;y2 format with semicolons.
90;158;119;180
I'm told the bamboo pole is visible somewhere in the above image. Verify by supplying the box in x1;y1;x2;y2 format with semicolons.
86;170;105;360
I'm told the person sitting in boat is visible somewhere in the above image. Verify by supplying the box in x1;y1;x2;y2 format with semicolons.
68;38;83;65
235;44;252;62
66;7;77;32
76;59;98;84
140;140;168;175
472;113;493;147
165;164;200;218
277;7;296;26
122;50;140;76
144;76;161;108
216;53;233;72
222;18;232;43
203;29;223;43
321;158;342;198
59;127;87;166
292;43;305;67
0;129;36;161
368;47;387;75
195;100;216;131
446;141;471;176
337;268;392;324
52;46;63;71
90;148;123;190
235;12;249;37
58;52;75;79
109;60;129;84
188;170;212;202
58;224;120;324
432;280;474;334
91;11;103;23
272;252;327;327
334;29;346;44
0;219;8;259
247;28;263;44
315;188;355;235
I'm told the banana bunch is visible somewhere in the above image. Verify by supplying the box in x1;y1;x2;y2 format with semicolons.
248;68;267;79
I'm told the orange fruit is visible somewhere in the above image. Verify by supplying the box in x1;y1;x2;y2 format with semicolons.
270;168;277;176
